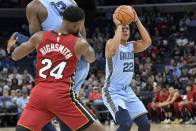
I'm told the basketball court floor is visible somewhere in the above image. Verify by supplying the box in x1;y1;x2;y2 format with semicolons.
0;123;196;131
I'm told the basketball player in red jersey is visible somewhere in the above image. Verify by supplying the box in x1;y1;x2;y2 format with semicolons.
177;85;195;124
7;0;90;130
147;85;168;121
12;6;104;131
157;86;183;124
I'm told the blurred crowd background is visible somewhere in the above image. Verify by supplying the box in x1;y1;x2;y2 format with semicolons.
0;0;196;127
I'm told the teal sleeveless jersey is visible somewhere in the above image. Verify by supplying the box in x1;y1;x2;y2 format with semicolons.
39;0;72;31
105;42;134;86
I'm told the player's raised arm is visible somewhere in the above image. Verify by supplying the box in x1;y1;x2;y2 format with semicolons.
75;38;96;63
26;0;44;34
105;15;122;57
11;32;43;61
7;0;45;53
132;9;152;53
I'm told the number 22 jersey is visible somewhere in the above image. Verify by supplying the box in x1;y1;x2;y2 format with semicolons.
105;42;134;86
35;31;78;85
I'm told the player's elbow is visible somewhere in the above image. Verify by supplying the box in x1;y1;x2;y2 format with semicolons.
146;38;152;46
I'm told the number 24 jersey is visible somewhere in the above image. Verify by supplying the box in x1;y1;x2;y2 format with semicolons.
35;31;78;85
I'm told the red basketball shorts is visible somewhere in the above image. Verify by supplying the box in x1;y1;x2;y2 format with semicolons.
17;82;96;131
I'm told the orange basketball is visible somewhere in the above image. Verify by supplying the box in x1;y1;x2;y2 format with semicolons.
114;5;135;25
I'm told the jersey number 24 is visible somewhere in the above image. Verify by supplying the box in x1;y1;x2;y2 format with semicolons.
39;58;67;79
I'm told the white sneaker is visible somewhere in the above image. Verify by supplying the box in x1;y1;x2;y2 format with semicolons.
190;119;196;124
167;119;171;124
185;118;194;124
161;119;168;124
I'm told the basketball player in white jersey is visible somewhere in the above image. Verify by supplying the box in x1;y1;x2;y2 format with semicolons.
102;9;152;131
7;0;89;131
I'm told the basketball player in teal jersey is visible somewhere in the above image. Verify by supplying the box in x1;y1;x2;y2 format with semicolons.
102;9;152;131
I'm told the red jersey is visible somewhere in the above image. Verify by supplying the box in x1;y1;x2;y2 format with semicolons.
187;91;193;101
169;91;183;102
35;31;78;85
192;91;196;102
154;91;169;103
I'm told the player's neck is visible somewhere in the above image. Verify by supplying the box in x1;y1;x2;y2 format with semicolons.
121;40;128;47
56;26;69;35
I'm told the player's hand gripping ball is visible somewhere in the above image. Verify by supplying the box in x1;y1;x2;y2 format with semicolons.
114;5;137;25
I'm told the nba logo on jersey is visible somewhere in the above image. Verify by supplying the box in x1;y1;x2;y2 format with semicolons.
57;36;60;42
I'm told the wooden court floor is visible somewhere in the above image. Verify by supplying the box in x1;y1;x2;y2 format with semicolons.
0;123;196;131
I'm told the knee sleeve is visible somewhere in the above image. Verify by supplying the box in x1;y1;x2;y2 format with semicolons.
116;106;132;131
134;114;151;131
16;125;31;131
42;121;57;131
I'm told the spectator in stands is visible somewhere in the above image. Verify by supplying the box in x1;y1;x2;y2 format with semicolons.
3;85;10;91
94;47;105;71
144;57;152;71
10;78;20;90
173;64;181;78
0;90;12;103
155;72;163;83
179;14;190;27
141;71;148;83
8;67;22;86
179;68;189;88
168;59;175;70
16;85;29;119
21;69;34;83
176;32;188;48
87;74;98;86
163;65;173;85
188;36;195;47
84;84;93;98
143;77;153;91
157;19;169;32
1;68;8;83
151;45;160;60
135;74;145;91
139;64;145;73
134;57;140;73
89;86;102;101
177;56;185;69
22;76;33;90
16;89;22;98
10;89;17;103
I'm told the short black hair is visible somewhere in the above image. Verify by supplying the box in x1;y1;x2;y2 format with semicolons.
63;6;85;22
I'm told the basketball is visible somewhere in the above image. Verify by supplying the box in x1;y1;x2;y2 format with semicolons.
114;5;135;25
